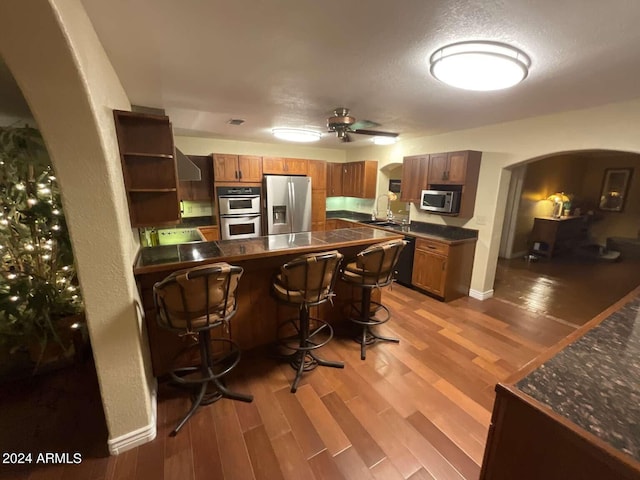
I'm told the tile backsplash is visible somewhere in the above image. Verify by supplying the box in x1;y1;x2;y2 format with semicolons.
327;196;409;222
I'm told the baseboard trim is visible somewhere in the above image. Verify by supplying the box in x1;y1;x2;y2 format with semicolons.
469;288;494;301
107;384;157;455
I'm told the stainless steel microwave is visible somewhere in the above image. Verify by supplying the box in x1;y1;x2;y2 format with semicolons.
420;189;461;214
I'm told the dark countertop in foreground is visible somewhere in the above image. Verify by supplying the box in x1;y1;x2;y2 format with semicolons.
134;227;402;274
516;292;640;462
327;210;478;243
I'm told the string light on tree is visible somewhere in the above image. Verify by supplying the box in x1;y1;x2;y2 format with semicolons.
0;125;84;361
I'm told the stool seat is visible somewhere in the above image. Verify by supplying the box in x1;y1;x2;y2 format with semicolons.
341;239;406;360
272;250;344;392
154;262;252;435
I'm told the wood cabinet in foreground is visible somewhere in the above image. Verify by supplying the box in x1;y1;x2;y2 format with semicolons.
481;385;640;480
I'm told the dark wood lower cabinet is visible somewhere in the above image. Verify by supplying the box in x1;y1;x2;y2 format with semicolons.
481;384;640;480
411;238;476;301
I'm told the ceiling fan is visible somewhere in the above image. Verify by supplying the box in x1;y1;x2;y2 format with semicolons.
326;107;398;143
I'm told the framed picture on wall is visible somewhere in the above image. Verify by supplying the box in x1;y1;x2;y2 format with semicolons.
599;168;633;212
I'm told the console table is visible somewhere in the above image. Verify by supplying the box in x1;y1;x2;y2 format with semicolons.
529;216;587;259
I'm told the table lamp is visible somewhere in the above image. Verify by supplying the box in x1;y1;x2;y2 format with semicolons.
547;192;569;218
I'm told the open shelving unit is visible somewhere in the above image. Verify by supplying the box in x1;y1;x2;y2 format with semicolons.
113;110;181;227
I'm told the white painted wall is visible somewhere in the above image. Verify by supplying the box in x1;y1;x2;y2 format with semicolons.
0;0;155;453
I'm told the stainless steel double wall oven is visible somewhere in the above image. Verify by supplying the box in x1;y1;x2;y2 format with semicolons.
217;186;262;240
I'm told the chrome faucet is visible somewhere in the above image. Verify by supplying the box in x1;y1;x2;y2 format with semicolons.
375;194;391;221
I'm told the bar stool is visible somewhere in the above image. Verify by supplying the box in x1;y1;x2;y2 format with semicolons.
153;262;253;435
341;239;406;360
272;250;344;392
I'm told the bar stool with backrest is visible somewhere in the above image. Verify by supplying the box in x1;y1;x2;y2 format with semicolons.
272;250;344;392
153;262;253;435
341;238;407;360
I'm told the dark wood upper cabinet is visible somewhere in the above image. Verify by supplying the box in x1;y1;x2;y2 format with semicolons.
307;160;327;191
327;161;377;198
402;150;482;218
113;110;180;228
262;157;308;175
213;154;262;183
400;154;430;202
428;151;469;184
327;163;344;197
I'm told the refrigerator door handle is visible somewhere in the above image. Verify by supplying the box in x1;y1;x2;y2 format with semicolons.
289;178;296;233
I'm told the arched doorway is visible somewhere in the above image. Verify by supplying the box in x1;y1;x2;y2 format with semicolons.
495;150;640;326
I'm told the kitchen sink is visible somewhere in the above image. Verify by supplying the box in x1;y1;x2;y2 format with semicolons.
358;220;400;227
357;220;405;230
372;221;400;227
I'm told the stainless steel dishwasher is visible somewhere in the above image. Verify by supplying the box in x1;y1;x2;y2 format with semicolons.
395;235;415;286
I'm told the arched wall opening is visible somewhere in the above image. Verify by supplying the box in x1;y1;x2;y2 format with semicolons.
0;0;156;453
499;149;640;260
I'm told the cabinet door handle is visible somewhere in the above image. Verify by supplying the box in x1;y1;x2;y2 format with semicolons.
235;170;238;179
239;170;243;179
442;261;446;271
427;245;437;250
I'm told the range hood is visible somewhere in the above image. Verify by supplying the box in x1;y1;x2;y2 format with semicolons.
175;148;201;181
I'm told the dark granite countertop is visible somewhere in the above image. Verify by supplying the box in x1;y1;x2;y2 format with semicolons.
135;227;402;274
517;294;640;461
327;210;478;243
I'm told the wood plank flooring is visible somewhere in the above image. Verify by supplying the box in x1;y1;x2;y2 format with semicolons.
1;283;580;480
494;255;640;326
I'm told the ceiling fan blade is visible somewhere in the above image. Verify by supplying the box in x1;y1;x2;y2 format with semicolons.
351;119;380;130
352;129;398;138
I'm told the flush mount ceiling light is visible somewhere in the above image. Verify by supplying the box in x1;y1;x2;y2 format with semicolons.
430;41;530;91
272;128;322;142
372;136;397;145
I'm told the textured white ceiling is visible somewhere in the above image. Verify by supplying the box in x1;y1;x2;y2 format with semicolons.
17;1;640;148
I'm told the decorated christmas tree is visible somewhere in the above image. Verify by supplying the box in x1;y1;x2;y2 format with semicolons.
0;125;83;362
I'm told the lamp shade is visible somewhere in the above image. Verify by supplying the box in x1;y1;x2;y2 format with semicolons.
547;193;569;204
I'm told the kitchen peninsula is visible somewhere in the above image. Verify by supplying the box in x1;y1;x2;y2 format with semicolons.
135;227;402;376
481;286;640;479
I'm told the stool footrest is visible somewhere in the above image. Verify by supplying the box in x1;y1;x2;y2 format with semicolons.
347;300;391;326
276;317;334;352
168;335;252;436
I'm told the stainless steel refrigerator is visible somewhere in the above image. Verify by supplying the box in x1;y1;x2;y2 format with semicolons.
264;175;312;235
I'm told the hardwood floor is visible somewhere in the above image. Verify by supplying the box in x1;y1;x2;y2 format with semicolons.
494;255;640;327
0;284;578;480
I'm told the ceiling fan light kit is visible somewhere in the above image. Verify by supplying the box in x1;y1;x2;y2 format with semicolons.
272;127;322;142
430;41;530;91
